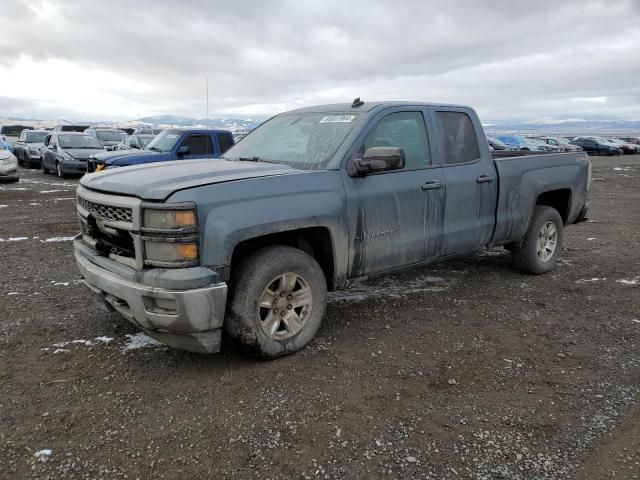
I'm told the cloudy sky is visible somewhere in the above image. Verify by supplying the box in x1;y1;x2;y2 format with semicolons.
1;0;639;122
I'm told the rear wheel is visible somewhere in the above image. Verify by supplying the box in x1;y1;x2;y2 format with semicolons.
511;206;563;274
225;245;327;358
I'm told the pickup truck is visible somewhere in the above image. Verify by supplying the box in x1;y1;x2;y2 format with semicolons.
86;128;235;172
73;100;591;358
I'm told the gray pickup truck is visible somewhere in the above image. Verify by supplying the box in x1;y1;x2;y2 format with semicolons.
73;100;590;357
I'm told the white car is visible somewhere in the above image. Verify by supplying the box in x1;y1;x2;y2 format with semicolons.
0;149;19;182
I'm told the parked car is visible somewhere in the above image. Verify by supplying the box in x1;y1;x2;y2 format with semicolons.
87;128;234;172
495;135;546;151
569;137;623;156
538;136;583;152
74;100;591;357
0;124;33;145
0;148;19;182
0;138;16;155
604;138;640;154
486;136;516;151
133;127;163;135
114;134;155;151
41;132;106;178
524;136;562;152
53;124;91;133
15;129;49;167
84;128;128;151
619;137;640;145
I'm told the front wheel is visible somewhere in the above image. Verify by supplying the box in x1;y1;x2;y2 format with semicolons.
225;245;327;358
511;206;563;274
41;157;49;174
55;161;66;178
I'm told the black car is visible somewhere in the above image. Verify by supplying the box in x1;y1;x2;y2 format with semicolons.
569;137;622;156
15;129;49;167
41;132;106;178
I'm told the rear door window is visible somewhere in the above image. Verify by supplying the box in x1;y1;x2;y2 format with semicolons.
217;133;234;153
182;134;213;155
435;111;481;164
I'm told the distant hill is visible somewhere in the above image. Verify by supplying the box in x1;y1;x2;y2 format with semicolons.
485;119;640;135
136;115;262;132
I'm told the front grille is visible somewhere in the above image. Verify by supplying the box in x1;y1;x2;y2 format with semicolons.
78;197;133;224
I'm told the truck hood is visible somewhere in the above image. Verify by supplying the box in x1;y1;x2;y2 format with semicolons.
91;149;158;164
80;159;301;200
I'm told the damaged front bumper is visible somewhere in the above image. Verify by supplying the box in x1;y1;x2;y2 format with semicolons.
74;236;228;353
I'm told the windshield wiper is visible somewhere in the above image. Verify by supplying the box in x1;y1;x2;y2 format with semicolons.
236;156;272;163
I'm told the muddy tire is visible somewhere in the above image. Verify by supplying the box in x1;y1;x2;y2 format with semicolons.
512;206;563;274
225;245;327;358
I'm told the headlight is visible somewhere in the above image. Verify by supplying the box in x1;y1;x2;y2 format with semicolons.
141;203;199;267
144;208;197;230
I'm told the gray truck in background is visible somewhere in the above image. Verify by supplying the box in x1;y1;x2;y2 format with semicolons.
73;100;591;357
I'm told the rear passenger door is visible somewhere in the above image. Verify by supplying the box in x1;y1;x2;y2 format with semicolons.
431;108;498;256
179;134;215;159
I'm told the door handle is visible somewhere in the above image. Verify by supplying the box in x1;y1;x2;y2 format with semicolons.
421;181;443;191
477;175;493;183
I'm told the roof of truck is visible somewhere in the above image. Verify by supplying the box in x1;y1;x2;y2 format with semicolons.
288;100;473;114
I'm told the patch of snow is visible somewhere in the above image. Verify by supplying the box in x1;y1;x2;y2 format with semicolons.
7;292;20;295
94;336;114;343
29;202;41;206
617;277;639;286
576;278;606;283
123;333;164;351
329;275;450;303
52;348;69;354
631;319;640;324
54;197;74;201
587;238;596;241
33;449;52;462
0;205;8;208
42;236;75;242
7;237;28;241
52;282;70;286
38;189;64;193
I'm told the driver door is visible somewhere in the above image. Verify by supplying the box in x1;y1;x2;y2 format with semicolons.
342;108;445;277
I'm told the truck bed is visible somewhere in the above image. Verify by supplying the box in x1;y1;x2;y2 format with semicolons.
490;151;590;245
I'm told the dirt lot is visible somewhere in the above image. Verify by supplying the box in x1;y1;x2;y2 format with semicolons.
0;157;639;479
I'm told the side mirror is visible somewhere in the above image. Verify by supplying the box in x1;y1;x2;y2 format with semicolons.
176;145;190;156
348;147;405;176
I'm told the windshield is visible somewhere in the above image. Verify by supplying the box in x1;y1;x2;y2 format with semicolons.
146;130;181;152
138;135;153;147
223;113;362;170
26;132;48;143
58;135;104;149
96;130;127;142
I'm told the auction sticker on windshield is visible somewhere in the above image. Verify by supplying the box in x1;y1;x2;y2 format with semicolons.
320;115;356;123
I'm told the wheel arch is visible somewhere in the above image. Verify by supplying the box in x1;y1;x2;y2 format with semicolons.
229;227;337;291
536;188;572;224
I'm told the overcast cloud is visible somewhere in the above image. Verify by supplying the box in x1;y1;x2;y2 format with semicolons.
0;0;639;122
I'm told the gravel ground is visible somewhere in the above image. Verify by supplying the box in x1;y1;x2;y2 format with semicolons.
0;157;639;479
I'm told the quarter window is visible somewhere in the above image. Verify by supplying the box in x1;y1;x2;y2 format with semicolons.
363;111;430;169
436;111;481;164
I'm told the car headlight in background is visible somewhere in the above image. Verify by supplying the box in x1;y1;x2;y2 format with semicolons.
140;203;199;267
